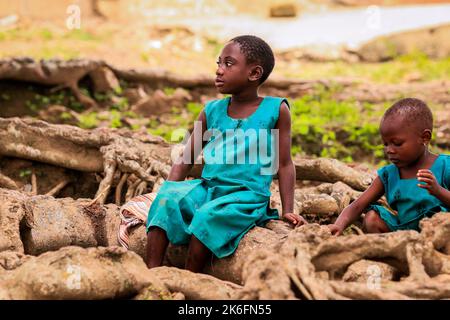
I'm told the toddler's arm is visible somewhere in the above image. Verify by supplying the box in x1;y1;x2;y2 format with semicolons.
328;176;385;235
167;110;207;181
417;169;450;208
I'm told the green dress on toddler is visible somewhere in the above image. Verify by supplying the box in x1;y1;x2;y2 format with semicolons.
368;154;450;231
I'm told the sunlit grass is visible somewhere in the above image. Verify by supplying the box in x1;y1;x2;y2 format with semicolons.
278;52;450;83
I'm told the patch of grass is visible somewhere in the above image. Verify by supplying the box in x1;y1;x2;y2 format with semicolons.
111;97;129;111
64;29;100;42
109;110;123;128
163;87;176;96
289;84;388;163
280;52;450;84
78;112;99;129
40;28;54;40
1;93;11;101
19;169;32;178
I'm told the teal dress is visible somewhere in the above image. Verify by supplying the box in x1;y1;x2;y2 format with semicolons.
146;96;286;258
369;154;450;231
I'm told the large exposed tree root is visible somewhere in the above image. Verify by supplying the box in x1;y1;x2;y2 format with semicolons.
111;63;450;104
0;246;171;300
0;118;372;206
1;185;449;300
1;58;449;106
0;117;448;299
238;214;450;299
0;117;172;205
293;157;374;191
0;58;107;109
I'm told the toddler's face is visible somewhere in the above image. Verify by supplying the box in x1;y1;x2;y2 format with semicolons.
215;42;252;94
380;117;425;168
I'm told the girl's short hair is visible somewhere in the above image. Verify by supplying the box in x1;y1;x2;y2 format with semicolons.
230;35;275;84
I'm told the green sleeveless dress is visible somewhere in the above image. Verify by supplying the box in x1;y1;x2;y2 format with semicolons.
368;154;450;231
146;96;286;258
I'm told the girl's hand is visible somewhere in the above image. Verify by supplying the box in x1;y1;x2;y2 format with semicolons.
417;169;444;197
282;213;308;227
327;224;344;236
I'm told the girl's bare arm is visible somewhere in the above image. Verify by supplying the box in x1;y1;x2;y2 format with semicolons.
167;110;207;181
275;102;307;226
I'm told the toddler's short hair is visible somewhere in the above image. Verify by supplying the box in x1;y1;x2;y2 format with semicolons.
382;98;433;133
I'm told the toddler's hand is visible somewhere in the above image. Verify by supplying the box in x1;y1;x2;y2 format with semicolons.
282;213;308;227
417;169;444;197
327;224;343;236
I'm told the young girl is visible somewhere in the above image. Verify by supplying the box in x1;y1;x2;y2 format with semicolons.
146;35;307;272
328;98;450;235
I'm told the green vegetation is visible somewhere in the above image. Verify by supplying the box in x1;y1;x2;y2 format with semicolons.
282;52;450;84
78;112;99;129
147;102;202;142
111;97;129;111
163;87;176;96
287;84;387;164
19;169;32;178
0;27;110;60
25;91;85;113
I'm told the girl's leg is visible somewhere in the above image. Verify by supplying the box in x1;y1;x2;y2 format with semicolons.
363;210;390;233
185;235;212;273
146;226;169;268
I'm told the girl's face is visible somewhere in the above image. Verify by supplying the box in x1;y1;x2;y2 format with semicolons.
380;116;428;168
215;42;255;94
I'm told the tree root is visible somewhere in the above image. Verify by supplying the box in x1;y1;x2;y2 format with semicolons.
0;246;169;300
0;170;18;190
111;63;449;104
0;58;104;109
1;185;450;299
145;267;242;300
293;157;374;191
240;213;450;299
0;117;171;204
45;177;71;197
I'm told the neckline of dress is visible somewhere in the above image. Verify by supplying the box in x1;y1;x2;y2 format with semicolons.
395;154;441;181
225;96;266;121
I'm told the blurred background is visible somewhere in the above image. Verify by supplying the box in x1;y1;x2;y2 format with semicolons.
0;0;449;167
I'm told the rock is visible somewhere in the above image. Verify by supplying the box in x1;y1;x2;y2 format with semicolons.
89;66;121;93
122;86;147;105
131;88;192;117
37;105;79;125
131;90;169;117
356;24;450;62
269;3;297;18
342;259;398;283
0;251;33;271
171;87;192;104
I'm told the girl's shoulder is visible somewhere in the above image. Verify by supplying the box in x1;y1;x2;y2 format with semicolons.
261;97;290;117
204;97;228;115
263;96;290;106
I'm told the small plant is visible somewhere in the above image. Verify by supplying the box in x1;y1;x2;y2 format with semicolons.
60;112;73;120
19;169;32;178
78;112;99;129
94;92;110;102
111;97;129;111
109;110;123;128
163;87;176;96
